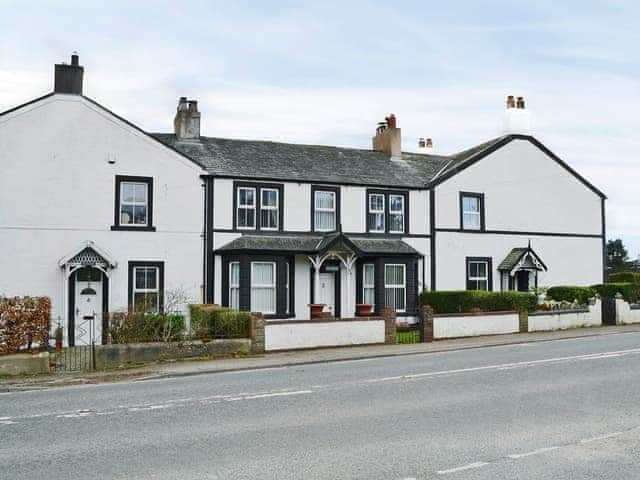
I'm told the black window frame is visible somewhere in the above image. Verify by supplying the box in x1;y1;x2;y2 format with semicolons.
311;185;341;232
465;256;493;291
233;181;284;232
366;189;409;234
460;192;485;232
128;260;165;312
221;254;295;318
111;175;156;232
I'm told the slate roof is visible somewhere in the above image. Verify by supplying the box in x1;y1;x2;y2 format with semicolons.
497;247;547;271
152;133;459;188
216;234;419;256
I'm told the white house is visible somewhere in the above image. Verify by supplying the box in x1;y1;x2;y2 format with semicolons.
0;57;606;338
0;55;205;346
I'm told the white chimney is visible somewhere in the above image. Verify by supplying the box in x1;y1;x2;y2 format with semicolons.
502;95;531;134
417;137;434;154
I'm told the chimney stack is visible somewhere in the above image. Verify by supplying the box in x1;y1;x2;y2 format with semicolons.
417;137;434;153
174;97;201;140
502;94;531;134
54;52;84;95
372;114;401;157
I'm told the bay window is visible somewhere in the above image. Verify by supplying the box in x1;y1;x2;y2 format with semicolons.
229;262;240;309
384;264;406;313
363;264;375;306
251;262;276;315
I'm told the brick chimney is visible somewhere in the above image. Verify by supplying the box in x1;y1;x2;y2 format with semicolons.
174;97;201;140
372;114;401;157
54;53;84;95
503;95;531;134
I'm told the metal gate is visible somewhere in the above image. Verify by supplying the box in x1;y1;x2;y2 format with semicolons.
602;297;617;326
52;317;96;372
396;316;423;344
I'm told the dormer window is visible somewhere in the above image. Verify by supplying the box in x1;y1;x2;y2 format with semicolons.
112;176;155;231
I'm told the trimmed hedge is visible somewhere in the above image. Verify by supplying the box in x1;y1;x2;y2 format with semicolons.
188;305;252;339
592;282;640;303
546;286;596;305
109;312;185;344
608;272;640;285
419;290;537;314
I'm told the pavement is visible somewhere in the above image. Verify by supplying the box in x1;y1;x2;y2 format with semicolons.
3;324;640;392
2;325;640;479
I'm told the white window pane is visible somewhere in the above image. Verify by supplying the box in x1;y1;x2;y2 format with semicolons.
261;209;278;229
230;289;240;310
315;191;335;209
315;211;335;231
122;183;135;202
389;195;403;212
239;188;255;206
262;189;277;207
253;263;274;284
230;262;239;286
389;213;404;232
463;196;479;213
134;184;147;203
120;205;134;225
369;194;384;211
368;212;384;231
463;213;480;229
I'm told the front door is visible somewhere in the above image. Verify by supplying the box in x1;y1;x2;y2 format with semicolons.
318;272;336;316
74;268;102;345
516;270;530;292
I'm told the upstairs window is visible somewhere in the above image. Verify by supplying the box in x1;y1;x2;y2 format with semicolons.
237;187;256;229
112;176;154;231
367;190;407;233
313;187;338;232
235;183;283;231
368;193;385;233
466;257;492;291
460;192;484;231
260;188;279;230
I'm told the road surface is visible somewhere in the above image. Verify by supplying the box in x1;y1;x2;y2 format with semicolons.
2;331;640;479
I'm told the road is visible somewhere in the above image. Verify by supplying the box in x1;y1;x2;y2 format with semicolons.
2;331;640;479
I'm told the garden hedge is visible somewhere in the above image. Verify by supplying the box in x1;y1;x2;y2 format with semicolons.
109;312;185;344
608;272;640;285
546;286;596;305
188;305;252;339
419;290;537;314
591;282;639;303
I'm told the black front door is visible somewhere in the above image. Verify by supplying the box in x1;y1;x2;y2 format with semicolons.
516;270;530;292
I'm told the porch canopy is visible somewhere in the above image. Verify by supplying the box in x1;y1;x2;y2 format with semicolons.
217;232;420;314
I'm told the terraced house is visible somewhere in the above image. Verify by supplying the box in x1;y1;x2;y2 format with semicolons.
0;56;606;344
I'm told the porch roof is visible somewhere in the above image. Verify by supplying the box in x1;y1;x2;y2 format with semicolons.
216;233;420;256
497;246;547;272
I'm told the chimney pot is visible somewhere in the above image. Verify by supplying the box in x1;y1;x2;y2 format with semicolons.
506;95;515;109
516;96;525;109
426;138;433;148
372;114;401;157
387;114;397;129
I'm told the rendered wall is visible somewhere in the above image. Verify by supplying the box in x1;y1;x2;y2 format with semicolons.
433;312;520;338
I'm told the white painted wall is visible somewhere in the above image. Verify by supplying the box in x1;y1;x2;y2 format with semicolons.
265;319;385;350
341;186;365;232
433;313;520;339
0;94;204;339
435;139;602;234
213;178;234;230
409;190;429;235
435;232;602;290
528;300;601;331
284;183;311;231
615;299;640;325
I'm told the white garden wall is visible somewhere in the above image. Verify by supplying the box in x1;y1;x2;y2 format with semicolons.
265;319;385;351
528;300;601;331
615;299;640;325
433;312;519;339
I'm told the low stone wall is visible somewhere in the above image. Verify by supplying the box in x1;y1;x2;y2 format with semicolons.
615;298;640;325
265;317;387;351
528;300;601;332
433;311;520;339
0;352;50;376
95;339;251;370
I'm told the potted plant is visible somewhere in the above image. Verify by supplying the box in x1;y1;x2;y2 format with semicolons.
309;304;325;319
54;326;63;350
356;303;373;316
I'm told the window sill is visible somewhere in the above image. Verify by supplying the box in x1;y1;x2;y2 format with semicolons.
111;225;156;232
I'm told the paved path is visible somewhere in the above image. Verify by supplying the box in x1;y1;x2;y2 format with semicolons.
2;328;640;478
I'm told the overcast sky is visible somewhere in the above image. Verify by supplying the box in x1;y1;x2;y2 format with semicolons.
1;0;639;257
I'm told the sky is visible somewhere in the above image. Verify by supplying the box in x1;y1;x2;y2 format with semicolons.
1;0;639;257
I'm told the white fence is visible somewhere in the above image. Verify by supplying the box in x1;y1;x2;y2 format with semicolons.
265;318;386;351
615;298;640;325
433;311;519;339
528;299;601;332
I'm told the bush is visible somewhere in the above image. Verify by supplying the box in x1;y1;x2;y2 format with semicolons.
592;282;640;303
109;312;185;344
608;272;640;285
419;290;537;314
546;286;596;305
188;305;252;339
0;296;51;354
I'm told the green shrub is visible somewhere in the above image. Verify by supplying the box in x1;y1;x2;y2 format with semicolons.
188;304;252;339
109;312;185;343
419;290;537;314
608;272;640;285
546;286;596;305
592;282;640;302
